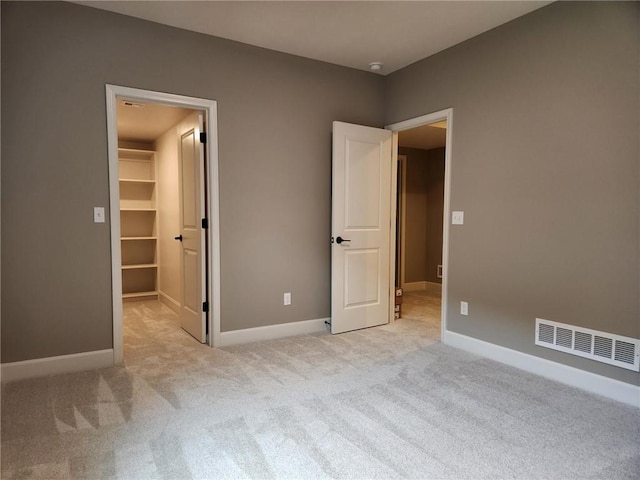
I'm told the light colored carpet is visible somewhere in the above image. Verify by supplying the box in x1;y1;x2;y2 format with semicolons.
2;298;638;479
400;286;441;324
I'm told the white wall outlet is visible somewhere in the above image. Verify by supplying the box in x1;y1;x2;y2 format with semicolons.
93;207;105;223
452;211;464;225
460;301;468;316
284;292;291;306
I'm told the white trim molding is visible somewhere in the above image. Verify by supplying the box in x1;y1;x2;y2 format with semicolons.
158;291;181;315
443;331;640;408
106;84;221;360
404;281;443;292
403;281;429;292
1;349;114;384
386;108;453;338
219;318;328;347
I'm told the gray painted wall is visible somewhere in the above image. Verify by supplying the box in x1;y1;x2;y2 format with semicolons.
424;148;445;284
1;1;384;362
386;1;639;384
2;1;638;387
399;147;445;286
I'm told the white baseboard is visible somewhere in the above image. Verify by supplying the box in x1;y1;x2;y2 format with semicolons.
1;349;114;384
403;281;442;292
219;318;328;347
443;330;640;408
403;281;428;292
158;291;181;315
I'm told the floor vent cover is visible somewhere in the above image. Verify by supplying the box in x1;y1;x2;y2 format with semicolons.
535;318;640;371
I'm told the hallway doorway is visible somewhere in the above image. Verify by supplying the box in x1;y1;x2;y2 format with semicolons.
389;113;450;337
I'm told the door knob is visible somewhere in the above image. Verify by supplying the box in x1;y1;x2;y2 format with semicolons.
336;236;351;244
174;235;183;241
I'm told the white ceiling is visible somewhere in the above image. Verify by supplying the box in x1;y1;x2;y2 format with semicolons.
398;122;447;150
117;100;194;142
77;1;551;75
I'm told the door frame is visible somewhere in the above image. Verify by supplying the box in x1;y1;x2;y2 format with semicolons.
106;84;222;364
386;108;453;339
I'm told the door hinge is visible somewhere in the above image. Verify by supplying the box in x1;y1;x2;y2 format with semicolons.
199;132;207;144
203;301;209;313
202;218;208;229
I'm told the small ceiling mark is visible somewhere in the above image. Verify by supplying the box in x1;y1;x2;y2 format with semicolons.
121;100;145;108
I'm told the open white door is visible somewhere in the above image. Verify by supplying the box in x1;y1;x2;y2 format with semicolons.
331;121;393;334
178;113;207;342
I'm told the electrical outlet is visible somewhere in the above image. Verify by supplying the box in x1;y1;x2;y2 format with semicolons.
460;301;468;316
284;292;291;306
452;211;464;225
93;207;105;223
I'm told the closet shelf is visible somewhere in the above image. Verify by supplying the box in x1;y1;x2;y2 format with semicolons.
121;236;157;241
119;178;156;184
123;291;158;299
122;263;158;270
118;147;154;155
119;147;157;300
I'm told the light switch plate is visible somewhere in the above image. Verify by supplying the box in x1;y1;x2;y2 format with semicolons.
460;301;468;316
93;207;105;223
452;211;464;225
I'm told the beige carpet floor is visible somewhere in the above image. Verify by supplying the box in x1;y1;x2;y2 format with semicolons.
400;285;442;325
2;292;639;479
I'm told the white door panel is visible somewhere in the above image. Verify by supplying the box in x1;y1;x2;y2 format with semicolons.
344;248;380;307
179;113;207;342
331;121;392;334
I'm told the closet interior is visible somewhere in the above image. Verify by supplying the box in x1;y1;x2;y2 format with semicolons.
116;100;197;313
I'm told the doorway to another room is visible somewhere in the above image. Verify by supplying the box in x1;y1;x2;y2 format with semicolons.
394;119;447;338
330;109;451;339
117;100;205;361
106;85;221;365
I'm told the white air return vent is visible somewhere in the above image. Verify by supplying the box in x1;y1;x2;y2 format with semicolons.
535;318;640;371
